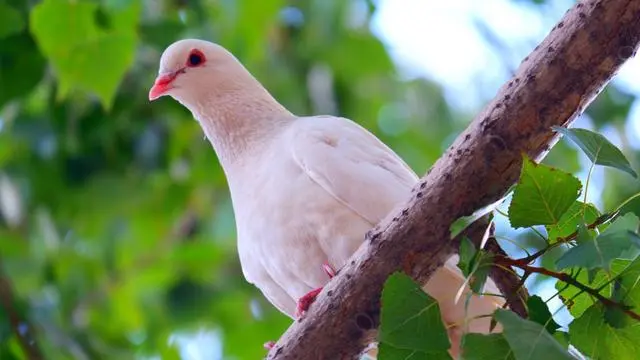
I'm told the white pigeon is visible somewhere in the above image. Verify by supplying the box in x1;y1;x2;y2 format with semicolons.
149;39;504;358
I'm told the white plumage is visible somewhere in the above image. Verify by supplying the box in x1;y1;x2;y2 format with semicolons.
150;39;504;358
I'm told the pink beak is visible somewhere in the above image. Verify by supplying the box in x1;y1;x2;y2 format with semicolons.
149;69;182;101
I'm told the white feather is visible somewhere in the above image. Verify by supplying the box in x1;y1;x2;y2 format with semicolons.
153;39;506;358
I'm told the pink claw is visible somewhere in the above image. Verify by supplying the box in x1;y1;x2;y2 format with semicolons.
294;262;337;318
295;287;323;318
322;262;336;278
264;341;276;350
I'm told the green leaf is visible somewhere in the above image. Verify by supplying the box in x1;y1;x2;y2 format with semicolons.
494;309;572;360
556;215;640;271
30;0;139;109
469;252;493;295
449;200;499;239
378;342;452;360
555;222;594;269
603;279;633;328
586;268;600;284
455;239;492;294
508;156;582;228
236;0;285;63
603;305;631;329
545;201;600;243
457;237;476;276
601;212;640;238
0;33;46;108
325;33;394;78
553;126;638;178
604;306;636;329
570;305;640;359
604;212;640;259
0;2;24;39
586;86;635;128
556;257;640;317
450;216;471;240
379;272;451;357
462;333;515;360
140;18;186;50
552;331;570;350
527;296;560;334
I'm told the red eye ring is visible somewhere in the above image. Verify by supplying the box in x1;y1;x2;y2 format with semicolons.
186;49;205;67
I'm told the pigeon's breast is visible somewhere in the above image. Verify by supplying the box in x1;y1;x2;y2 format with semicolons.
228;146;371;317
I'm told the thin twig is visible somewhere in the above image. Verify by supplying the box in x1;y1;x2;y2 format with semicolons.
496;256;640;321
483;232;529;318
516;212;615;264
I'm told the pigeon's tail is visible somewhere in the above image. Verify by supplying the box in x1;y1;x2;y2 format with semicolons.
422;255;505;358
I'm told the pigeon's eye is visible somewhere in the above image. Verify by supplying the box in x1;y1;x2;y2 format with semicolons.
187;50;205;67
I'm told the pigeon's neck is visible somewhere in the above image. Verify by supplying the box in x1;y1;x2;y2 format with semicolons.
190;86;294;168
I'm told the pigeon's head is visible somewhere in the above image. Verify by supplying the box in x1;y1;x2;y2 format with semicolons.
149;39;243;103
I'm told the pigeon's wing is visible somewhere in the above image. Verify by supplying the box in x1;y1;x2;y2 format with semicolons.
289;116;504;357
289;115;419;226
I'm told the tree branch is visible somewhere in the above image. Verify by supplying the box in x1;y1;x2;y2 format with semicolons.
495;256;640;321
484;229;529;318
267;1;640;358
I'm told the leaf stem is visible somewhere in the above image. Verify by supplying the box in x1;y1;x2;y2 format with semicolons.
613;191;640;214
584;161;596;205
514;212;614;264
494;235;532;256
529;226;548;242
495;207;509;218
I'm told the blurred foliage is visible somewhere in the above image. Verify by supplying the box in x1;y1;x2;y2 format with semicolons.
0;0;639;359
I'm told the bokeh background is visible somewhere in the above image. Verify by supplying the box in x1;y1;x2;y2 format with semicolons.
1;0;639;359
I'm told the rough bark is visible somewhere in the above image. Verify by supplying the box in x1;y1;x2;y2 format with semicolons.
267;1;640;359
484;230;529;317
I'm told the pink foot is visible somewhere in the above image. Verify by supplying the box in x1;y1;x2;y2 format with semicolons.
295;262;337;318
264;341;275;350
295;287;323;318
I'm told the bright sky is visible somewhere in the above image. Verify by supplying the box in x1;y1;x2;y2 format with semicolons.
372;0;640;112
